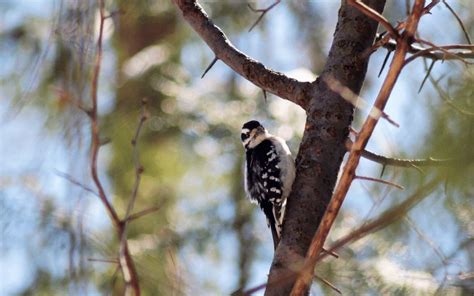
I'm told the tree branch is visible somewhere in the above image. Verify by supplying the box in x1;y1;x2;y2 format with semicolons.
355;175;404;190
247;0;281;32
89;2;140;294
172;0;311;109
317;177;440;262
246;177;439;296
348;0;398;38
90;0;120;228
383;38;474;61
290;1;426;295
361;149;458;168
344;139;460;168
404;42;474;66
266;0;387;295
442;0;472;44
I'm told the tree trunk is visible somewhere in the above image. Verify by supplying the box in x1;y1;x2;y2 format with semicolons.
265;1;387;295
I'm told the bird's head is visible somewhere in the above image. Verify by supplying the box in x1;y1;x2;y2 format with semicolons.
241;120;268;149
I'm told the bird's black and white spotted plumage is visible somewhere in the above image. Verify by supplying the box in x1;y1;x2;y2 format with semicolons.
241;120;295;249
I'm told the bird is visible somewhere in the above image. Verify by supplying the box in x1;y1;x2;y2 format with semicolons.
241;120;296;249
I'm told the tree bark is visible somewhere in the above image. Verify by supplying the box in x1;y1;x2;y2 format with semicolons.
265;1;386;295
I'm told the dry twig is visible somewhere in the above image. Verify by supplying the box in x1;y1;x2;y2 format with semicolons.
247;0;281;32
355;175;404;190
442;0;472;44
324;76;400;127
314;274;341;295
347;0;398;38
126;203;166;223
316;178;440;262
88;1;141;294
201;56;219;78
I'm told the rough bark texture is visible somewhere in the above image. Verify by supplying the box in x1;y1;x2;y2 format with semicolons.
172;0;312;109
265;1;387;295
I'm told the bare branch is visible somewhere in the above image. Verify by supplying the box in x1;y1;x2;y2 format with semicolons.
118;99;149;296
321;248;338;259
290;1;426;294
266;0;388;294
369;0;441;57
52;87;91;115
124;98;148;220
360;147;459;168
172;0;311;109
324;76;400;128
247;0;281;32
317;178;440;262
422;0;441;14
90;0;120;229
249;178;439;296
355;175;404;190
314;274;342;295
54;170;99;197
405;217;448;267
126;203;166;222
348;0;398;38
428;74;474;117
89;1;141;294
378;49;393;77
404;41;474;66
443;0;472;44
418;59;436;93
201;56;219;78
88;258;119;264
382;38;474;62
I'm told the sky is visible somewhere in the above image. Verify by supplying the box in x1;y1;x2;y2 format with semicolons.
0;0;472;295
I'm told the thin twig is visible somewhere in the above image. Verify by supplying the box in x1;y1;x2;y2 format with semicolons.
405;216;448;268
324;76;400;128
442;0;472;44
422;0;441;14
124;98;148;220
418;59;436;93
355;175;404;190
314;274;342;295
126;203;166;222
404;41;474;66
357;145;457;168
88;258;119;264
119;98;148;295
316;178;440;262
321;248;339;259
378;49;393;77
90;0;120;228
89;1;140;294
52;87;91;114
383;38;474;61
201;56;218;78
347;0;399;38
54;170;100;197
247;0;281;32
428;74;474;117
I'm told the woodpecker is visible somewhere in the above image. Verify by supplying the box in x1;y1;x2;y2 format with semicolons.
241;120;296;249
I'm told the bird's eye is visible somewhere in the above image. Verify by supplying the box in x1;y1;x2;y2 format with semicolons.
241;133;249;141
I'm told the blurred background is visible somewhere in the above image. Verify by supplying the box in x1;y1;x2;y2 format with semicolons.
0;0;473;295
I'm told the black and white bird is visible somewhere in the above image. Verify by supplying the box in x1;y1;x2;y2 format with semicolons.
241;120;296;249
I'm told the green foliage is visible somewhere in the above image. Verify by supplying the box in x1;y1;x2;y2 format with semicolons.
1;0;472;295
